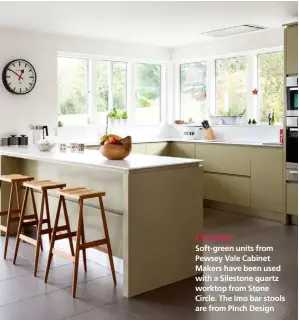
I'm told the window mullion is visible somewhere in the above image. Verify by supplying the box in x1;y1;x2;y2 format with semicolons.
247;53;258;121
127;62;135;125
207;59;215;116
87;58;95;124
108;61;113;110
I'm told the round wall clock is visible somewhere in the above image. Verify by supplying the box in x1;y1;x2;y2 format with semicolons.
2;59;37;95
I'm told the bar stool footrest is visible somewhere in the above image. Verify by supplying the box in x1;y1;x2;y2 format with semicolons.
11;217;21;222
52;248;75;262
0;225;7;232
0;209;20;217
19;234;37;246
80;239;107;250
55;231;77;241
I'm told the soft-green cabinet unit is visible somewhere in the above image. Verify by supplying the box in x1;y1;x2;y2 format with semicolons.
250;147;284;213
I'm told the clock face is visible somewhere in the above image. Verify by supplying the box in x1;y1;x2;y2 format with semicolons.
2;59;37;95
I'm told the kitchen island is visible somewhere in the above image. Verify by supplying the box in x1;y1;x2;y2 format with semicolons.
0;147;203;297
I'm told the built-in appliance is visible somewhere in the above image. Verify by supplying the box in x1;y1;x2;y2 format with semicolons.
286;76;298;117
286;124;298;181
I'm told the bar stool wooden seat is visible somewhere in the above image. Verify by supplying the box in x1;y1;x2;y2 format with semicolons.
13;180;68;276
44;187;116;297
0;174;34;259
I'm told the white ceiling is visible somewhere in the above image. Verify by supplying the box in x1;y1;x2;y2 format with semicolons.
0;1;297;48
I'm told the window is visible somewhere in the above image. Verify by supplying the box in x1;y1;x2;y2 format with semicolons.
180;62;207;122
258;52;284;123
135;63;161;124
216;56;248;116
95;61;127;124
58;56;164;126
58;57;89;125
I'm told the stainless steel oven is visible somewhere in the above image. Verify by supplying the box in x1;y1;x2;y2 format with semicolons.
286;123;298;181
286;76;298;117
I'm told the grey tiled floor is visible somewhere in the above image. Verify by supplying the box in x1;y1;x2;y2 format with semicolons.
0;208;297;320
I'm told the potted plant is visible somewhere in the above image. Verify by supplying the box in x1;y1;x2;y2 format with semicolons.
108;108;118;126
119;110;128;126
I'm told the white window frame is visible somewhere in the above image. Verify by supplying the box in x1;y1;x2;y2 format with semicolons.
175;46;283;124
57;52;167;126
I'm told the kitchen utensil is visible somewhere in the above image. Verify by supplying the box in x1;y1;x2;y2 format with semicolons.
8;135;18;145
70;143;78;153
0;138;9;146
77;143;86;152
42;126;49;139
18;135;28;146
36;140;56;152
59;143;67;152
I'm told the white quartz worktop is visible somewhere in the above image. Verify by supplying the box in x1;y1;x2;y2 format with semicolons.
0;146;203;173
130;139;283;147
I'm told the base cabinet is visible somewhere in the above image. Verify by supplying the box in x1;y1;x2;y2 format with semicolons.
287;182;298;215
195;144;251;176
169;142;195;158
250;148;284;213
131;143;147;154
204;172;251;207
146;143;168;156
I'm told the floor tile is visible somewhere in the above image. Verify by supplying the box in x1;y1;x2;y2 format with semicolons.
0;288;98;320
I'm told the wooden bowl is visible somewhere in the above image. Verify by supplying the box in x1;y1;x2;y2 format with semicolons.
100;144;131;160
174;120;184;124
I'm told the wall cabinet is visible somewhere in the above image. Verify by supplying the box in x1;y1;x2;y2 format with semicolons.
285;24;298;76
204;172;251;207
169;142;195;158
287;182;298;215
195;144;251;176
146;142;168;156
250;148;284;213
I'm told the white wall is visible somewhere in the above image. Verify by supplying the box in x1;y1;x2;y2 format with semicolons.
171;27;284;61
0;27;170;139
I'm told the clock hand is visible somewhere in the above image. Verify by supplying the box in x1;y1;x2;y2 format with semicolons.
17;69;24;81
8;68;24;80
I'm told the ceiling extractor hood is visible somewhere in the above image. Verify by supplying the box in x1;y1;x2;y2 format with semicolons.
200;25;266;38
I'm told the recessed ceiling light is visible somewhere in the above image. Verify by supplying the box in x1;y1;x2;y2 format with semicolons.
200;25;266;38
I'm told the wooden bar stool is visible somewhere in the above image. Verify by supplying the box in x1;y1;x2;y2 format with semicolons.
44;187;117;297
13;180;69;276
0;174;34;259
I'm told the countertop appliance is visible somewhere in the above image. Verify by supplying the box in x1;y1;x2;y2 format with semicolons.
286;76;298;117
182;126;203;140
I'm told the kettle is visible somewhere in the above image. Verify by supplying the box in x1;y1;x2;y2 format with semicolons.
36;126;56;152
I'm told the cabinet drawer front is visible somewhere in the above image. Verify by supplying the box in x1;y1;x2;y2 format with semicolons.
287;182;298;215
250;148;284;213
146;143;168;156
131;144;146;154
195;144;250;176
169;142;195;158
204;173;250;207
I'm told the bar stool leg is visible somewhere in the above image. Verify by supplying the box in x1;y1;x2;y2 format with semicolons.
99;197;117;285
4;182;15;259
44;190;52;243
45;196;62;283
62;197;75;256
80;212;87;272
13;187;29;264
72;200;84;298
34;191;45;277
31;189;43;251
